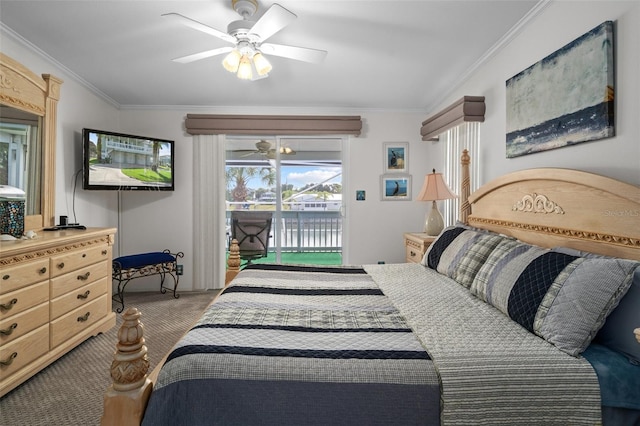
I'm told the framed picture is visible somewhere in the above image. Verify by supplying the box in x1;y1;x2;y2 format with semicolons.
383;142;408;173
505;21;614;158
380;174;411;201
356;190;366;201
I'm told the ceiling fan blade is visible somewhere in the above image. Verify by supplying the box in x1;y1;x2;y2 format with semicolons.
171;47;234;64
260;43;327;64
249;4;296;42
162;13;235;43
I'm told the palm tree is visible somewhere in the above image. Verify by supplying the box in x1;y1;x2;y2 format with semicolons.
96;134;103;163
151;141;160;172
226;167;275;202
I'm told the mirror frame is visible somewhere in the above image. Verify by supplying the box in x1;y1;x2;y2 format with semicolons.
1;53;62;230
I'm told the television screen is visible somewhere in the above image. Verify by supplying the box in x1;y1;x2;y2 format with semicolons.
82;128;175;191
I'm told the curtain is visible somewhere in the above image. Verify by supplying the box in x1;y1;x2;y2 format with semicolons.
193;134;227;290
442;122;480;227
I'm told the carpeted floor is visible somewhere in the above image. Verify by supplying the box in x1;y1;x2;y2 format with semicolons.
0;291;219;426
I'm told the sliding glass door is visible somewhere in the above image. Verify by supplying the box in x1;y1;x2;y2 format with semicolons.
226;136;344;265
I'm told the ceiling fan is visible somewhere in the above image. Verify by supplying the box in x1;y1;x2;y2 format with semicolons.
233;140;296;159
163;0;327;80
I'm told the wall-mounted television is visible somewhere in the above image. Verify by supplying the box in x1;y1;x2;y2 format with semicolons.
82;128;175;191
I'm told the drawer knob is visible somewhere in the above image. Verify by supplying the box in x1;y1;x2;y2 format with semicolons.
77;272;91;281
102;250;108;256
77;290;91;300
39;267;47;274
82;254;87;258
0;299;18;311
0;323;18;336
57;262;65;269
0;352;17;366
410;251;417;257
77;312;91;322
2;275;9;281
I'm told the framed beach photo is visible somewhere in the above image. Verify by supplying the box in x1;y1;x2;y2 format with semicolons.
380;174;411;201
383;142;408;173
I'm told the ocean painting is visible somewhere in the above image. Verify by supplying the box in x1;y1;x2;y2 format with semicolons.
506;21;614;158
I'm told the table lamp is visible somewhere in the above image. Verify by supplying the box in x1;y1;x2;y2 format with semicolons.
416;169;457;236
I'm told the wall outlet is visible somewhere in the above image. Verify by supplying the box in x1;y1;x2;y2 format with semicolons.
176;264;184;275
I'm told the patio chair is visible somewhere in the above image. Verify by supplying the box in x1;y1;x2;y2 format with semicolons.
230;211;273;266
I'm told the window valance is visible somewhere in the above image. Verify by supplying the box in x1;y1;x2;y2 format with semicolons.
185;114;362;136
420;96;485;141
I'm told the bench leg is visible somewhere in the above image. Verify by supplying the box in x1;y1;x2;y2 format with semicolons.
159;266;180;300
112;275;131;314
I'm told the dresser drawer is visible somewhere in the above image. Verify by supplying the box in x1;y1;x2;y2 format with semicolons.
0;324;49;381
0;281;49;320
50;245;111;278
0;258;49;294
50;295;108;348
0;302;49;345
50;277;107;320
405;245;424;264
50;261;108;299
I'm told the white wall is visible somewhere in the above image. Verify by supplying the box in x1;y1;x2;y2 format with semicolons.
425;1;640;186
3;0;638;290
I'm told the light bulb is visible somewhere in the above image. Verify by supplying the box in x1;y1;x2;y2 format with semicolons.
222;50;241;73
252;52;272;76
237;55;253;80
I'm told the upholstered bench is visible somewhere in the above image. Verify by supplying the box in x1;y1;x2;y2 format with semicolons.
112;250;184;313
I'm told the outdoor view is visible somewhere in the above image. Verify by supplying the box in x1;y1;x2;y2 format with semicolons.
226;138;343;265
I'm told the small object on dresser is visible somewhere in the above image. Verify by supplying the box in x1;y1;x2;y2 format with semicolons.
0;185;26;238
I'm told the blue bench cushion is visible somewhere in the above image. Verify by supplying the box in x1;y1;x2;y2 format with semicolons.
114;252;175;270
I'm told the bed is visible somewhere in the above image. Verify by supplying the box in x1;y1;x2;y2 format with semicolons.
101;152;640;426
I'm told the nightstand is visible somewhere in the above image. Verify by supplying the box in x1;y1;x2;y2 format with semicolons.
404;233;437;264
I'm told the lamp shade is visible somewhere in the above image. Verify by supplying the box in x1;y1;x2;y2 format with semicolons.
222;50;241;73
253;52;272;76
237;55;253;80
417;170;457;236
417;169;457;201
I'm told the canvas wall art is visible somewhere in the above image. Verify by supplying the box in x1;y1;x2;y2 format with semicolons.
505;21;614;158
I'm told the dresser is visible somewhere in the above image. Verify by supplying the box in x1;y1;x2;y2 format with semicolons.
404;232;437;264
0;227;116;397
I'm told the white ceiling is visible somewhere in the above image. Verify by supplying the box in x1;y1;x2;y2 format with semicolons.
0;0;540;111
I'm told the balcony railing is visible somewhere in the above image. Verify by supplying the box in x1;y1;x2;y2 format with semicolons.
226;210;342;253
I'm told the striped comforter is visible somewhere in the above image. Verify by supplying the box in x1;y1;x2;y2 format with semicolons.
142;263;601;426
142;264;440;426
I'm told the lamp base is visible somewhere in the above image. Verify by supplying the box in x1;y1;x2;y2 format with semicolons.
425;200;444;236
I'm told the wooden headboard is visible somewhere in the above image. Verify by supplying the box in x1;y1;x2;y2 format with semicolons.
467;168;640;261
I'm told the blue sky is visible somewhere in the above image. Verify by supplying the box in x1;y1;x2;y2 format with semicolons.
246;166;341;190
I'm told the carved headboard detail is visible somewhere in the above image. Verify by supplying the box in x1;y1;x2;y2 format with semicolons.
467;168;640;261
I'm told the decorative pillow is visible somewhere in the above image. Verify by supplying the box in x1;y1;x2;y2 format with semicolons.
422;226;506;288
473;243;638;356
590;267;640;365
552;247;640;364
536;256;638;356
470;238;548;305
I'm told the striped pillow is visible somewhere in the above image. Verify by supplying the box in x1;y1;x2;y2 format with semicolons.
422;226;507;288
471;241;638;356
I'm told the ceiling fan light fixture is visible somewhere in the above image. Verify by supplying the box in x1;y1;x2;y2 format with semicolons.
222;49;241;72
253;52;272;76
237;54;253;80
